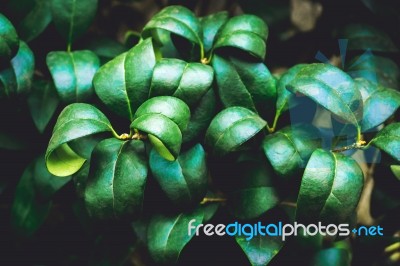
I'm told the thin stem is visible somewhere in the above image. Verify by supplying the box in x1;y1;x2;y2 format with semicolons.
67;42;72;52
200;197;227;204
267;111;281;133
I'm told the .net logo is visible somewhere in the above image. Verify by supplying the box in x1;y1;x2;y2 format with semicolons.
188;220;383;241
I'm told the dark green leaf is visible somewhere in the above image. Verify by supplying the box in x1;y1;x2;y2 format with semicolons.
0;131;28;150
93;38;157;120
229;158;279;220
236;233;283;266
262;124;321;177
149;144;207;207
310;247;350;266
0;13;19;60
27;79;59;133
340;24;398;53
46;50;100;103
212;54;276;118
149;58;214;108
51;0;98;44
213;14;268;60
205;107;267;156
133;96;191;132
147;207;204;264
46;103;114;177
287;63;362;126
84;138;147;219
200;11;229;53
296;149;364;224
142;6;203;50
87;37;128;65
18;0;52;42
370;122;400;161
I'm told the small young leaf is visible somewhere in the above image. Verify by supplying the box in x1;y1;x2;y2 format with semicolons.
212;54;276;118
147;207;204;264
213;14;268;60
18;0;52;42
93;38;157;120
262;124;321;177
46;103;114;177
205;107;266;156
370;122;400;161
84;138;147;219
200;11;229;53
149;144;207;207
46;50;100;103
133;96;191;132
27;79;59;133
51;0;98;45
287;63;362;126
0;13;19;61
296;149;364;225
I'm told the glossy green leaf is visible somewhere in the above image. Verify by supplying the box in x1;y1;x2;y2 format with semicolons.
27;79;59;133
46;103;114;177
287;63;362;126
18;0;52;42
355;78;400;132
149;58;214;108
212;54;276;118
205;107;266;156
346;55;400;90
84;138;147;219
147;207;204;264
236;233;283;266
46;50;100;103
200;11;229;53
310;247;350;266
276;64;307;114
93;38;157;120
149;144;207;207
0;13;19;60
142;5;203;49
133;96;191;132
296;149;364;224
390;165;400;180
213;14;268;60
51;0;98;44
262;124;321;177
370;122;400;161
131;114;182;161
229;157;279;220
340;24;398;53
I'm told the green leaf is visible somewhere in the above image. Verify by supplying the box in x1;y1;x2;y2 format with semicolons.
142;5;203;50
310;247;350;266
370;122;400;161
205;106;267;156
131;114;182;161
346;55;400;90
0;131;28;150
147;207;204;264
149;58;214;108
236;233;283;266
390;165;400;180
262;124;321;177
200;11;229;53
133;96;191;132
276;64;307;114
213;14;268;60
46;50;100;103
27;79;59;133
229;157;279;220
18;0;52;42
296;149;364;224
0;13;19;60
84;138;147;219
355;78;400;132
340;24;398;53
51;0;98;45
149;144;207;207
287;63;362;126
46;103;114;177
93;38;157;120
212;54;276;118
87;37;128;65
